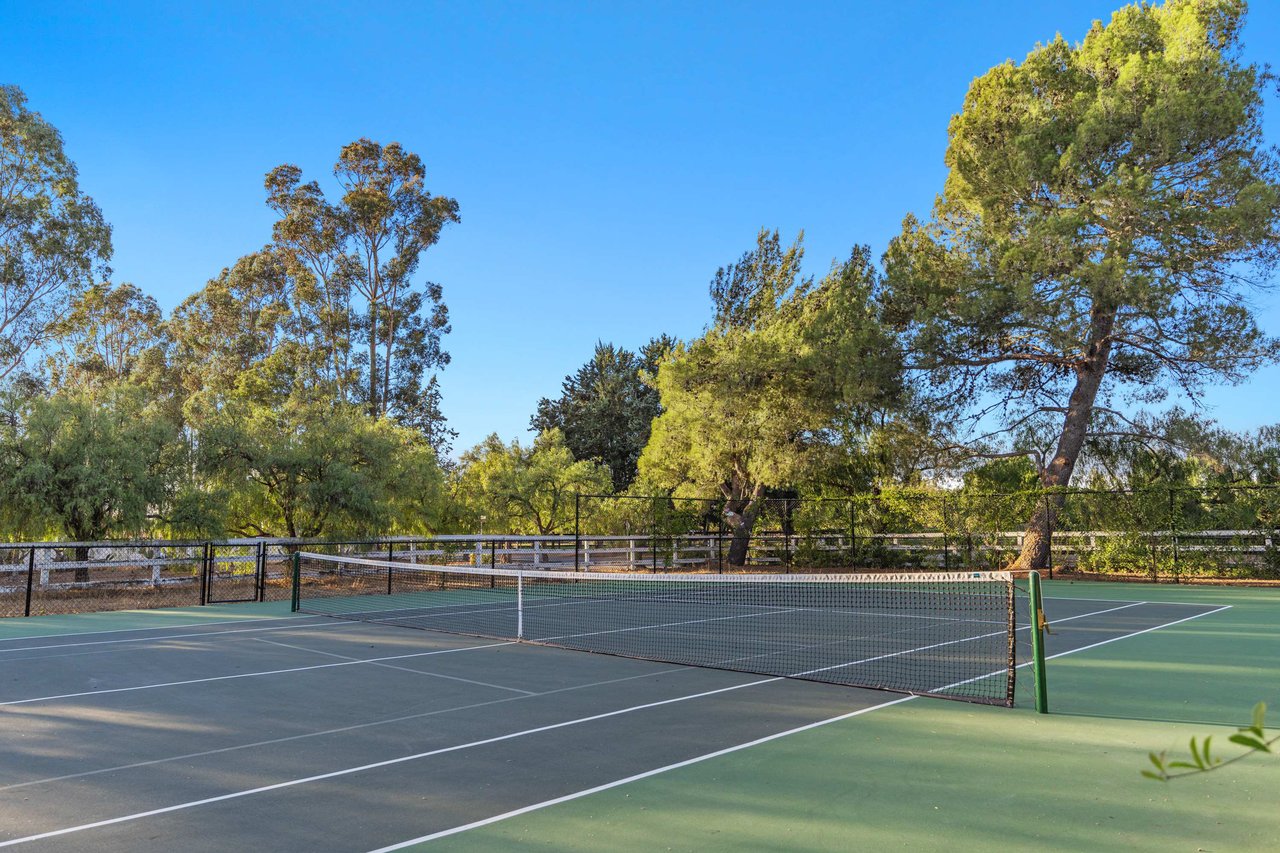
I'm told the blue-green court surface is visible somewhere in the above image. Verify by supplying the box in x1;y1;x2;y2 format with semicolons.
0;580;1274;851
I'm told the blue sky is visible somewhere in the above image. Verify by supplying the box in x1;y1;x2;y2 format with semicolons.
4;0;1279;453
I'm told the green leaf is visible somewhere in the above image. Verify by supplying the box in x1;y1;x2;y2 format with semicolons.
1227;734;1269;751
1189;738;1206;770
1252;702;1266;732
1141;770;1167;782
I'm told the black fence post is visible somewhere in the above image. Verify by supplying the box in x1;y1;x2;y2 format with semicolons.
849;500;857;567
783;499;791;572
1043;491;1054;580
942;494;951;571
24;546;36;617
716;515;724;572
256;540;266;602
387;541;395;595
1169;487;1180;584
652;496;659;573
574;493;581;572
198;537;211;604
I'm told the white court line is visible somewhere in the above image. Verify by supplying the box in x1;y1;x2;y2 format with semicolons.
0;643;514;707
1042;594;1225;606
0;665;696;793
0;613;322;644
0;677;781;849
0;617;348;655
366;602;1234;851
0;600;1231;848
253;638;536;696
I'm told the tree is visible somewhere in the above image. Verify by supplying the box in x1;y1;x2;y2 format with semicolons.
168;251;303;399
264;140;460;451
530;336;673;491
0;85;112;384
882;0;1280;569
194;395;442;539
452;429;613;535
46;281;170;394
0;384;182;569
641;230;900;564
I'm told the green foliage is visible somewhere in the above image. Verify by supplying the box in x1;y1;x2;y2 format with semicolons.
451;429;612;535
192;395;442;539
641;232;900;500
1145;702;1276;781
0;384;181;541
0;85;112;384
265;139;460;451
46;281;172;398
531;336;672;491
882;0;1280;498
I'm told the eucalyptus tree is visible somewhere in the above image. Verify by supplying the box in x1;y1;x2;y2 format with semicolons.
641;231;901;564
882;0;1280;568
0;85;112;384
168;251;300;398
264;140;459;450
46;281;170;394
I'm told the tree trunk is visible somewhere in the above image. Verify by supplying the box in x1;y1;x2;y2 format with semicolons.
723;480;766;567
74;544;90;583
1011;307;1116;571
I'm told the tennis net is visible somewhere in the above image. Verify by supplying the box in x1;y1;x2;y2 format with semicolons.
292;553;1018;705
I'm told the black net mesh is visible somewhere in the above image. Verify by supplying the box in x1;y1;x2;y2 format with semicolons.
294;553;1018;705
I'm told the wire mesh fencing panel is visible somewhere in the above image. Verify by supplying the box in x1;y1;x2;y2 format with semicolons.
846;493;952;570
1168;486;1280;580
1057;490;1173;579
22;542;205;616
0;546;33;617
948;491;1045;570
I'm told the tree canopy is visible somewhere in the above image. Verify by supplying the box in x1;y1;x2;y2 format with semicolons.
0;85;112;385
882;0;1280;567
641;230;901;563
531;336;672;491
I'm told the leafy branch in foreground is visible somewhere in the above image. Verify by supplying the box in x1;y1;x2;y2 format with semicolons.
1144;703;1276;781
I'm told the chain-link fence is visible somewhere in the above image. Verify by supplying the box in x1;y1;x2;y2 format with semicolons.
2;485;1276;619
575;486;1280;580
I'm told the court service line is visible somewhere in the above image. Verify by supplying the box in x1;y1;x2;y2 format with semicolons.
0;617;351;655
0;643;514;707
0;676;782;848
253;637;537;696
0;613;323;645
0;666;696;794
0;601;1229;846
368;602;1233;851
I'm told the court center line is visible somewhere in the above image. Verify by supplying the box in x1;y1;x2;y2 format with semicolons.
0;665;696;794
0;643;514;707
252;637;536;696
0;600;1228;846
367;602;1234;851
0;676;782;848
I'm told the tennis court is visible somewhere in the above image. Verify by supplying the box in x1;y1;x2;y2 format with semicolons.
0;577;1267;851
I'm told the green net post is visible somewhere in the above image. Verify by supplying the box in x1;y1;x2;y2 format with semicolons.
1028;570;1049;713
290;552;301;612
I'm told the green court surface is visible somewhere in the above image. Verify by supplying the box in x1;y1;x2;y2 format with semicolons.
427;580;1280;852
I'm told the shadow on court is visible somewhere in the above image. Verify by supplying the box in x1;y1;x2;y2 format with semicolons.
0;595;1223;852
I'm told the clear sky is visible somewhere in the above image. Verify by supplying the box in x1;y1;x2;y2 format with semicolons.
4;0;1279;454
